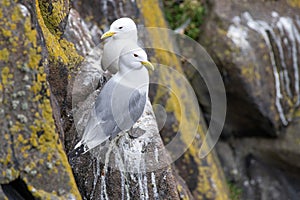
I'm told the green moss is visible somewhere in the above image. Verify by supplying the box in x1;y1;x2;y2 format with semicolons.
162;0;206;40
227;181;242;200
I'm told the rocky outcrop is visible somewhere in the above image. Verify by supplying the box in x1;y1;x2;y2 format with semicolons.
216;107;300;199
0;0;230;199
67;0;230;199
198;0;300;199
199;0;300;136
0;0;81;199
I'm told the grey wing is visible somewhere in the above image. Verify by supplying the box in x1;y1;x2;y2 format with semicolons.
129;89;147;124
94;80;121;135
82;81;120;149
81;108;111;150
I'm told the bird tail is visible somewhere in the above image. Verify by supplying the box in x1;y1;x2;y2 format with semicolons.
68;140;90;161
69;108;110;160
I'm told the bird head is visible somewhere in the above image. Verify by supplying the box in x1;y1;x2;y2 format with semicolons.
101;17;138;40
119;46;154;71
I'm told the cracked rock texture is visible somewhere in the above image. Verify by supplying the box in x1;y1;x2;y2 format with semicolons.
0;0;230;199
197;0;300;199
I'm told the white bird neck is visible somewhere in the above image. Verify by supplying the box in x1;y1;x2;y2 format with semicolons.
115;64;149;90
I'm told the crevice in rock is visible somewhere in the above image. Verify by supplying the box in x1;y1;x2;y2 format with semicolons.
1;178;35;200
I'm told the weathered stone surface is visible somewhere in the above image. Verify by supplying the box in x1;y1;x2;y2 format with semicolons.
216;105;300;199
63;2;189;199
198;1;300;199
0;0;231;199
136;1;230;199
0;0;81;199
65;0;230;199
199;0;300;136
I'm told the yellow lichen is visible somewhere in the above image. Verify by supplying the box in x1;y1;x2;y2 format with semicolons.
0;2;81;198
38;0;68;37
3;148;12;166
0;48;9;62
177;184;190;200
1;29;12;37
28;49;41;69
11;4;22;22
1;67;10;85
35;0;82;69
30;132;38;148
37;73;47;82
24;18;38;48
10;23;16;30
2;0;10;7
59;38;83;68
35;2;68;63
240;64;261;83
293;106;300;118
137;1;230;199
287;0;300;8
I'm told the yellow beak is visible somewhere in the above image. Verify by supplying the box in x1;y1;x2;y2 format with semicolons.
141;61;154;71
101;31;116;39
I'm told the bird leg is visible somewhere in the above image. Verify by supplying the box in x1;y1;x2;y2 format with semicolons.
128;127;146;139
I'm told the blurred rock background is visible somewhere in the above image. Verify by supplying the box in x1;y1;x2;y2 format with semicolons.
1;0;299;199
164;0;300;199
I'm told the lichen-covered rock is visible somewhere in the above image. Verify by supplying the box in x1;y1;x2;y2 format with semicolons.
63;5;185;199
38;0;70;37
199;0;300;136
65;0;230;199
136;1;230;199
0;0;81;199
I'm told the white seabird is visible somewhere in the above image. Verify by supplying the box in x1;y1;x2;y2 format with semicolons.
101;17;138;74
74;43;154;154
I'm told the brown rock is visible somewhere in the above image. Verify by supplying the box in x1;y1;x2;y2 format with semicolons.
199;0;300;136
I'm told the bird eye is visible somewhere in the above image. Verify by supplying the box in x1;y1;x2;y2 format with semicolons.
133;54;138;57
118;26;123;29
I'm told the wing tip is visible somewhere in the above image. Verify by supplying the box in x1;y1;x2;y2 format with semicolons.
68;142;90;163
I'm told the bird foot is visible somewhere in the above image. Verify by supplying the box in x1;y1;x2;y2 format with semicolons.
128;127;146;139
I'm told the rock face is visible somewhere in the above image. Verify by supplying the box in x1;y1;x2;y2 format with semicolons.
66;0;230;199
216;109;300;199
0;0;81;199
199;0;300;136
198;0;300;199
0;0;231;199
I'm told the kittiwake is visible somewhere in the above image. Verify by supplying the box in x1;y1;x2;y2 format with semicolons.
74;43;154;154
101;17;138;74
